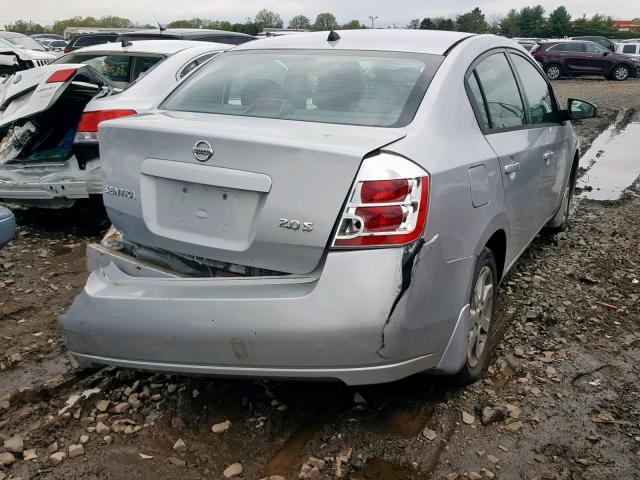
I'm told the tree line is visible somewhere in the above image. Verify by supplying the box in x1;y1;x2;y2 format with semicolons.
4;10;364;37
408;6;640;39
5;7;640;39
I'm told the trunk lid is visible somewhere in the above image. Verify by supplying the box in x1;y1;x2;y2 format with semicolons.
100;111;406;274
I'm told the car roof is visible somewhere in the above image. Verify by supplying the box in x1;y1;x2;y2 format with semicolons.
234;29;474;55
70;39;228;55
0;31;26;39
127;28;253;38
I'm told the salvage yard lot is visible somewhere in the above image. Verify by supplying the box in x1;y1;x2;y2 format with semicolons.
1;78;640;480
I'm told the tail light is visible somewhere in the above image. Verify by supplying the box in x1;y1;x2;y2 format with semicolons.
74;109;137;143
63;46;70;54
46;68;77;83
332;153;429;248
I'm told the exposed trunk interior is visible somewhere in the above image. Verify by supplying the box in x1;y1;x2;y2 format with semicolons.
0;81;100;167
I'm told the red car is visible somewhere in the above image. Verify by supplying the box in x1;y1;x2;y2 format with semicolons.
532;40;640;81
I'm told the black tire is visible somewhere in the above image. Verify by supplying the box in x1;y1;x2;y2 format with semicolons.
545;160;578;233
450;248;498;386
545;63;562;80
611;64;630;81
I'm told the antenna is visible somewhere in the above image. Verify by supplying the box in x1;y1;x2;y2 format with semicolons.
153;15;166;32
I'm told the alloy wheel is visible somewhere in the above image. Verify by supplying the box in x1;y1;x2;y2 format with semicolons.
614;66;629;81
467;265;494;368
546;65;560;80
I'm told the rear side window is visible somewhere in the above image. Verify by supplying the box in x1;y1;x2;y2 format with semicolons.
178;53;217;79
472;53;525;130
510;54;560;125
622;45;637;54
550;42;582;52
467;73;489;129
162;50;443;128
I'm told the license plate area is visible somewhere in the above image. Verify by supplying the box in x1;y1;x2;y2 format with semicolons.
140;159;270;252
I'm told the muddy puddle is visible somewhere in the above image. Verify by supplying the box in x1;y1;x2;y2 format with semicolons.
578;109;640;201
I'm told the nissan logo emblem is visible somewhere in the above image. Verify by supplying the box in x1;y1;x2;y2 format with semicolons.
193;140;214;162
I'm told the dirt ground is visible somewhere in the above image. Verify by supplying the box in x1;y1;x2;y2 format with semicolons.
1;79;640;480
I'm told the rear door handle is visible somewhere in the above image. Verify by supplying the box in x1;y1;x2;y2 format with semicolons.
503;162;520;175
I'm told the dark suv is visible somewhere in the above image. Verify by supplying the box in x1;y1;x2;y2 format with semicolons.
64;33;119;53
532;40;640;81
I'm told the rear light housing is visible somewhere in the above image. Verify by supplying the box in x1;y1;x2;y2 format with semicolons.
74;109;137;143
46;68;77;83
332;153;429;248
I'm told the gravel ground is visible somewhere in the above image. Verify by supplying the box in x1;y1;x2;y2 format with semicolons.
0;79;639;480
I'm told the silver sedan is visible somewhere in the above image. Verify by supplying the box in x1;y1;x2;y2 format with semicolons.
60;30;596;385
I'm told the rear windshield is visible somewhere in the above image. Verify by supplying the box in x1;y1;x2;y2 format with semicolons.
161;50;443;127
54;53;164;87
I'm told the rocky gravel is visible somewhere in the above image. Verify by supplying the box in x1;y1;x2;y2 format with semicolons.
0;79;639;480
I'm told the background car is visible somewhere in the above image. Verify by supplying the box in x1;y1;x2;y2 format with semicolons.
0;32;56;74
0;205;15;248
0;40;228;208
615;42;640;57
60;30;595;386
31;33;65;42
37;39;68;55
532;39;639;80
117;28;255;45
64;32;119;53
570;36;616;51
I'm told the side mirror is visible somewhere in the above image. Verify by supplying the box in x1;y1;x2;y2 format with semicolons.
566;98;598;120
602;50;610;56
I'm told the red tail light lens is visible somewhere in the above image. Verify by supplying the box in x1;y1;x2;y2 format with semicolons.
74;110;137;144
333;154;429;248
361;179;409;203
63;46;70;54
46;68;77;83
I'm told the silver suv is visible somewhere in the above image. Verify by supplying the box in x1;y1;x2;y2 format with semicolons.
59;30;596;385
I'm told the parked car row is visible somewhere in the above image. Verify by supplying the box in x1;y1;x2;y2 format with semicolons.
0;40;229;207
1;30;598;386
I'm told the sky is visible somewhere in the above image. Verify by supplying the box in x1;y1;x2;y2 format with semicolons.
2;0;639;28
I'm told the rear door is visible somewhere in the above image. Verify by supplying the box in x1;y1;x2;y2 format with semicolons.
467;51;543;260
558;42;589;73
509;52;569;218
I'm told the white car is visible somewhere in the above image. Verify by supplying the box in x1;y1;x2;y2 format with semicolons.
0;40;228;208
615;42;640;58
0;33;56;78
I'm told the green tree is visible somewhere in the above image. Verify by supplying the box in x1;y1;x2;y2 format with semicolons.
438;18;457;31
4;20;47;35
341;20;364;29
546;6;571;37
288;15;311;30
407;18;421;29
419;18;436;30
313;12;338;30
255;9;283;28
499;9;521;37
456;7;488;33
96;15;134;28
518;5;546;37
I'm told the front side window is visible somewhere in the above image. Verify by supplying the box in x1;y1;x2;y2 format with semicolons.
161;50;442;128
584;42;605;54
473;53;525;130
510;54;559;125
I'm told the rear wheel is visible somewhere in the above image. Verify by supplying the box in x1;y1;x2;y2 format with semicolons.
450;248;497;385
545;63;562;80
611;64;630;81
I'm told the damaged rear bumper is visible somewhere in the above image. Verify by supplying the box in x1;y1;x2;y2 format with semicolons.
0;158;101;207
59;243;459;385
